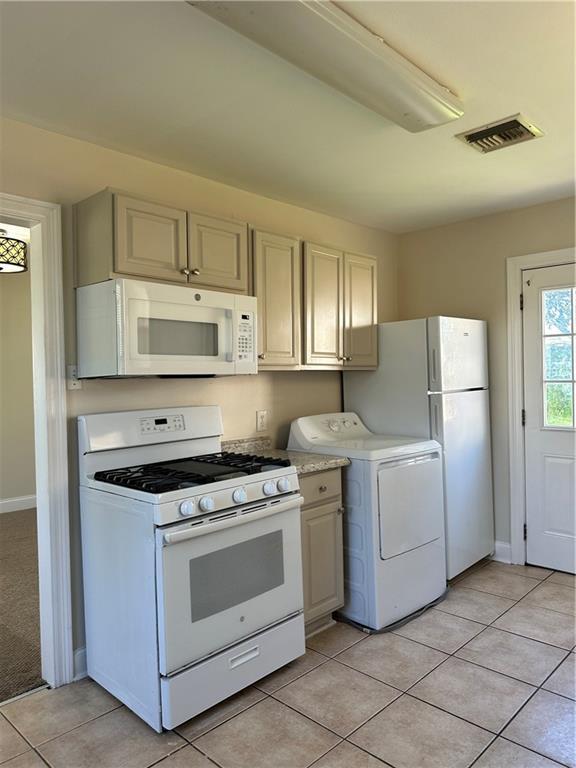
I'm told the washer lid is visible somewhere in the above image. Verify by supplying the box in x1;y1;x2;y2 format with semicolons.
288;413;440;460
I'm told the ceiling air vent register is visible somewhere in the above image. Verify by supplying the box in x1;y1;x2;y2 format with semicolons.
456;114;543;154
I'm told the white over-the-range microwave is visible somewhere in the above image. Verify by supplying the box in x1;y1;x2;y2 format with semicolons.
76;278;257;377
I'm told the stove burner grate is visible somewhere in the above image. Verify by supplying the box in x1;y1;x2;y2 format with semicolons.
94;451;291;494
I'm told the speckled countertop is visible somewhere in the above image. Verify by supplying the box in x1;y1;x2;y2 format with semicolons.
221;437;349;476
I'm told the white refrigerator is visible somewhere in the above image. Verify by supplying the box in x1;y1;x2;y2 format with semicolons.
344;316;495;579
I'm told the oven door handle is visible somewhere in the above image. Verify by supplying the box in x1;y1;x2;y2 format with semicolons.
162;495;303;546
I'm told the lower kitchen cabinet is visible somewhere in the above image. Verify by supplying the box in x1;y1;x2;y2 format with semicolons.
299;469;345;633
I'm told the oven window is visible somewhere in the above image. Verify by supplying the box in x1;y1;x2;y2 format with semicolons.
138;318;218;356
189;531;284;622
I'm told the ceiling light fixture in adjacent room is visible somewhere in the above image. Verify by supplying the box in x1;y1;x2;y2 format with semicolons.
0;229;28;273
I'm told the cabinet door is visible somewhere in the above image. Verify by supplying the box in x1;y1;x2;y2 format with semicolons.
114;195;188;282
344;252;378;368
304;243;344;366
188;213;248;293
301;501;344;624
253;230;301;368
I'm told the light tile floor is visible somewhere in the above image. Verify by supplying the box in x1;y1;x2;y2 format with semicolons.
1;562;574;768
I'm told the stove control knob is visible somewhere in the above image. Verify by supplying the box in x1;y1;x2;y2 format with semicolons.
343;419;352;429
179;500;195;517
277;477;291;493
263;481;277;496
232;487;247;504
328;420;341;432
199;496;215;513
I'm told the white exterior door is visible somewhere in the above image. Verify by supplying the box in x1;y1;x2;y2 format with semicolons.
523;264;576;573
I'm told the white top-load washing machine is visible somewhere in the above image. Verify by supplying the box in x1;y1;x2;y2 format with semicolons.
289;413;446;630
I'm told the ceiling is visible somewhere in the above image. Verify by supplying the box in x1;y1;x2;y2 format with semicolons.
1;1;574;232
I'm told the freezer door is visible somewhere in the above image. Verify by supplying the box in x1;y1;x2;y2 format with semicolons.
430;390;495;578
428;317;489;392
377;451;444;559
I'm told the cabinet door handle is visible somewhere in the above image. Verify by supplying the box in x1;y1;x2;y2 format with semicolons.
191;268;200;276
181;268;191;276
319;484;328;493
344;356;352;361
258;354;266;360
337;506;345;515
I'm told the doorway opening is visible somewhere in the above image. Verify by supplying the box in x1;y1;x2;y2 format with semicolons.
0;193;73;701
0;223;44;701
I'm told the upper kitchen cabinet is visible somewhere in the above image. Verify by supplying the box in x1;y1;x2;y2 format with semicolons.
187;213;249;294
303;243;378;369
344;252;378;368
75;190;189;286
75;190;249;293
253;230;301;369
304;242;345;367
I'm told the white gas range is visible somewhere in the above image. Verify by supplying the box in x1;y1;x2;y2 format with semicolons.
78;406;305;732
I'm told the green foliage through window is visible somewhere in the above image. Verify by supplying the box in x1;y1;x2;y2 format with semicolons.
542;288;575;428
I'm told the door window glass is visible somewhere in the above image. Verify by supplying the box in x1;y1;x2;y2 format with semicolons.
188;531;284;622
138;318;218;356
541;288;575;427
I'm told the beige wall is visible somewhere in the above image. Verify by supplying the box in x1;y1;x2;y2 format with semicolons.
0;118;399;649
398;197;576;545
0;262;35;502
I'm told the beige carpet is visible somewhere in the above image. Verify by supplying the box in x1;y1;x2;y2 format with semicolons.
0;508;44;702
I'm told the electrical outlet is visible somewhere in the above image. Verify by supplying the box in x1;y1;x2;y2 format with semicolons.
66;365;83;390
256;410;268;433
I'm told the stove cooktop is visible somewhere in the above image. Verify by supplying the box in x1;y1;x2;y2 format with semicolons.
94;452;291;494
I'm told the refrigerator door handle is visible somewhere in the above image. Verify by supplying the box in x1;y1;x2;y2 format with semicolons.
431;348;438;387
433;403;440;438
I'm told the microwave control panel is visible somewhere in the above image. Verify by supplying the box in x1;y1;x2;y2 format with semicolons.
140;414;185;434
237;312;254;361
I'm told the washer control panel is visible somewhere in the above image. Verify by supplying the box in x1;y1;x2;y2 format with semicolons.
140;414;185;434
290;412;370;443
322;415;361;433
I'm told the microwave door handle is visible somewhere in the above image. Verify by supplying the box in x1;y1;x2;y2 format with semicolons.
162;495;304;546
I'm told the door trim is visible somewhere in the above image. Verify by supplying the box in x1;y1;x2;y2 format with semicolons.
506;247;576;565
0;192;73;688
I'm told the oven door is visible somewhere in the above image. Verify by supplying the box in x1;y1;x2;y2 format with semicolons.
119;280;236;375
156;496;303;676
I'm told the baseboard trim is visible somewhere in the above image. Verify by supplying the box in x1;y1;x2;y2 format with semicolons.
73;647;87;681
492;540;512;564
0;495;36;514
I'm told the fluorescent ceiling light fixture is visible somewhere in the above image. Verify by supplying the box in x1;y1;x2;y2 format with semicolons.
191;0;464;132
